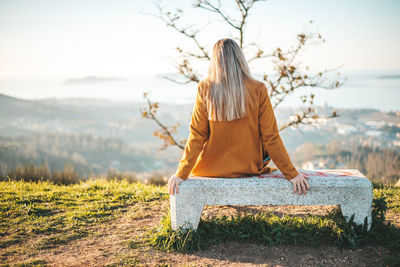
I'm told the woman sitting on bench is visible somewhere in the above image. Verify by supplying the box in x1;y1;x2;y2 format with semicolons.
168;38;310;195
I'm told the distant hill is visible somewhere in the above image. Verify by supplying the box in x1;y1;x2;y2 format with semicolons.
63;75;126;85
0;93;192;177
0;92;398;180
377;74;400;79
0;93;81;120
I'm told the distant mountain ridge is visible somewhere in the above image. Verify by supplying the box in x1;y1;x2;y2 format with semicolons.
0;93;81;120
63;75;126;85
377;74;400;79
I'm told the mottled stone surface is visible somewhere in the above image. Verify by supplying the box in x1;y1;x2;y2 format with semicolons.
170;169;373;231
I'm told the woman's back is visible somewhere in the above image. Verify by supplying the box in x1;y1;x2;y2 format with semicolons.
170;38;310;196
175;76;299;181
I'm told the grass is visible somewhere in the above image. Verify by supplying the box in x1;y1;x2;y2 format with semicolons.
0;178;168;252
0;178;398;266
148;182;400;266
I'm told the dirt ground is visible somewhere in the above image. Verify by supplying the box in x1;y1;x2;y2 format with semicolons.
2;199;396;267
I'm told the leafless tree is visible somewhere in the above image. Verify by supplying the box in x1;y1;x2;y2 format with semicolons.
140;0;345;150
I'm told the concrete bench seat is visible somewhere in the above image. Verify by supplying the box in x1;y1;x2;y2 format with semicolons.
170;169;373;231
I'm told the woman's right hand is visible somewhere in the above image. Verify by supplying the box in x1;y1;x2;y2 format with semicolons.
290;172;310;195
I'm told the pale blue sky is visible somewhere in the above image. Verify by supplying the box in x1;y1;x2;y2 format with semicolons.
0;0;399;80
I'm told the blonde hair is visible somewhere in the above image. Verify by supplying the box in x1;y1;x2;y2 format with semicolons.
205;38;253;121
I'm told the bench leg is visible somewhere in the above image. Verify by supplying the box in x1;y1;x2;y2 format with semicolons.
170;195;204;231
340;203;372;231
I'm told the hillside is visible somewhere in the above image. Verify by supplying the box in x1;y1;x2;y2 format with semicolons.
0;94;81;121
1;93;399;183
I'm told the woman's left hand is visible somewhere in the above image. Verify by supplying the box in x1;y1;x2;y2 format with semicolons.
168;174;185;195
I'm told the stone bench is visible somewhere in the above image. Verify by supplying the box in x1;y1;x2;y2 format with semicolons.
170;169;373;231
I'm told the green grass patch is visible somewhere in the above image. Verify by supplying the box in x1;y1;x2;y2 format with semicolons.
0;178;168;250
14;258;47;267
149;185;400;265
373;182;400;214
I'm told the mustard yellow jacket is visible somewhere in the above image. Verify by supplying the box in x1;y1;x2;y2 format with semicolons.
175;77;299;181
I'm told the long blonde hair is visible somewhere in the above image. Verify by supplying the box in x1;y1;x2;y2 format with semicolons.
205;38;253;121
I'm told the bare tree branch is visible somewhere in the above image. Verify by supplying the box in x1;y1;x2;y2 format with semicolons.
140;0;345;150
142;1;210;60
140;92;186;150
194;0;265;48
280;108;339;132
195;0;240;30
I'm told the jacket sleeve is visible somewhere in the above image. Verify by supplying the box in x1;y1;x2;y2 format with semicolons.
258;83;299;181
175;81;209;180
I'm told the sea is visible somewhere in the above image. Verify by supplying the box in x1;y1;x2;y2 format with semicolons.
0;70;399;112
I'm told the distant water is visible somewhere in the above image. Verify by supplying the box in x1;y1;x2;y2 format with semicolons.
280;70;400;111
0;70;399;111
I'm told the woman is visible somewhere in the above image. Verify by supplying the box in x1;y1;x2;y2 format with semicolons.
168;38;310;195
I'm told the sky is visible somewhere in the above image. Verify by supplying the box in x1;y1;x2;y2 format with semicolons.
0;0;399;109
1;0;399;79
